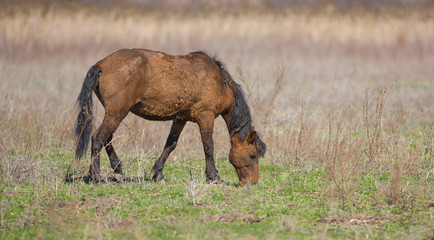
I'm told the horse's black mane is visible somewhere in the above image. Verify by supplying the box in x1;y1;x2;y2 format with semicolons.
228;80;254;141
212;57;253;141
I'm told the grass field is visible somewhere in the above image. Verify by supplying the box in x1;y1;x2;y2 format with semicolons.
0;1;433;239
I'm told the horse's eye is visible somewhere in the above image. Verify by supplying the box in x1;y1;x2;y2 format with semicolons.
249;154;256;159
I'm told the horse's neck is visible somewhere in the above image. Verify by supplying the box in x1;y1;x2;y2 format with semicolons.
223;108;252;144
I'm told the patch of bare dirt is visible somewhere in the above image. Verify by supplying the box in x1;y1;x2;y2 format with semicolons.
166;213;177;223
202;211;261;223
80;198;98;207
80;197;120;207
320;213;391;225
46;201;84;225
80;197;122;216
116;218;139;228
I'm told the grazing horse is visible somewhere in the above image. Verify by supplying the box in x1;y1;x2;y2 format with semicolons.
75;49;266;185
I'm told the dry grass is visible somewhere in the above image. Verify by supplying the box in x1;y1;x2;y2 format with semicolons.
0;0;432;212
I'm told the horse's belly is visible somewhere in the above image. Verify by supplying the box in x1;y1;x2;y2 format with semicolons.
129;99;193;121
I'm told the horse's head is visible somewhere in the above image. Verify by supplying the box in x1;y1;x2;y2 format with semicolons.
229;131;266;186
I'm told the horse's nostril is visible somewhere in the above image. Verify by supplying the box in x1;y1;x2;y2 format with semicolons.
250;181;258;186
239;179;257;186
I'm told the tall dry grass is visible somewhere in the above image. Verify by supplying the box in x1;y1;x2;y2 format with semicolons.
0;1;432;207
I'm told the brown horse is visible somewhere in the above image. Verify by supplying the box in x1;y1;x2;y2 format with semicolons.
75;49;266;185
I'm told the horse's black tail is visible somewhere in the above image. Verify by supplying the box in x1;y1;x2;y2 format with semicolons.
75;65;101;160
213;59;232;86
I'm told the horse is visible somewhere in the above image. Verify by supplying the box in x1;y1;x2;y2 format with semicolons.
74;49;266;185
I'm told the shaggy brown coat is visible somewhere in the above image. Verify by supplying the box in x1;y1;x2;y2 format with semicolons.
75;49;265;185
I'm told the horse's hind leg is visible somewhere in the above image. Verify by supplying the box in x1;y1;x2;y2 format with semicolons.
151;120;186;182
105;134;123;174
90;113;125;182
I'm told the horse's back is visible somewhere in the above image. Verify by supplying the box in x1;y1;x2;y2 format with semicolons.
95;49;233;121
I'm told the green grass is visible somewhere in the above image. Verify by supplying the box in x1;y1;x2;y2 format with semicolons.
1;153;432;239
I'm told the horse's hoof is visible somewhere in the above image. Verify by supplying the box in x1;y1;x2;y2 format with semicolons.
108;173;123;182
90;174;105;183
206;176;224;184
114;168;123;175
152;172;165;183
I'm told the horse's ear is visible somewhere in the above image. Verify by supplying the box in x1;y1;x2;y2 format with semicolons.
247;131;256;144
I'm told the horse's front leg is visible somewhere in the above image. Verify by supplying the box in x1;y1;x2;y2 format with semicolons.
197;115;222;183
151;120;186;182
